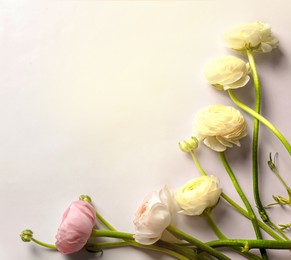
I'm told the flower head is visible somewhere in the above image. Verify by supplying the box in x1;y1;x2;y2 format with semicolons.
204;56;250;90
133;186;173;245
55;200;96;254
175;176;222;216
223;22;278;53
194;105;247;152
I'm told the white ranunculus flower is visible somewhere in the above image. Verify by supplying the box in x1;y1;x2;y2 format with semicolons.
133;186;173;245
175;176;222;216
204;56;250;90
194;105;247;152
223;22;278;53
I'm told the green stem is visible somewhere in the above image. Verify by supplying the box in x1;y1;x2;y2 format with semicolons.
190;150;208;176
268;154;290;191
204;211;227;239
221;192;285;241
93;211;199;258
190;150;285;241
95;210;116;231
207;239;291;250
228;90;291;155
86;241;129;250
247;49;266;225
156;240;199;259
167;224;230;260
31;238;57;250
204;211;262;260
129;242;191;260
87;241;191;260
274;169;290;190
93;210;199;259
219;152;268;259
247;48;269;260
246;50;288;241
91;229;134;240
90;229;193;259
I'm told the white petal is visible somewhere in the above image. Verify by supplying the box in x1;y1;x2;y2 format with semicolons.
260;42;272;53
203;136;226;152
224;75;250;90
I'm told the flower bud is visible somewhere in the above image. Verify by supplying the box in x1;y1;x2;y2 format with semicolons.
204;56;250;90
79;195;92;203
20;229;33;242
179;136;199;152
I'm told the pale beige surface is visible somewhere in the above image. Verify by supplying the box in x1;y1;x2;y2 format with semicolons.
1;1;291;259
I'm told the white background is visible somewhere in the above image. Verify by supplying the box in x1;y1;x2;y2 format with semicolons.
1;0;291;259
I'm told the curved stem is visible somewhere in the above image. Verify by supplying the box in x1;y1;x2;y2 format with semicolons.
229;93;290;237
247;49;266;225
31;238;57;250
219;152;268;259
248;49;270;260
190;150;285;241
204;211;227;240
240;50;288;240
189;151;208;176
228;89;291;155
167;224;230;260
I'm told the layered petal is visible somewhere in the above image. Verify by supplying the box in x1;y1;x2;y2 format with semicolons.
55;200;96;254
175;176;222;215
133;186;173;245
223;22;278;53
194;105;247;152
204;56;250;90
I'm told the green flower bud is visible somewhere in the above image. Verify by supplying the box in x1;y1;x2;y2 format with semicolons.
79;195;92;203
179;136;199;152
20;229;33;242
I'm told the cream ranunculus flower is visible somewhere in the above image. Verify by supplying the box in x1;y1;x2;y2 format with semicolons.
133;186;173;245
204;56;250;90
223;22;278;53
175;176;222;216
194;105;247;152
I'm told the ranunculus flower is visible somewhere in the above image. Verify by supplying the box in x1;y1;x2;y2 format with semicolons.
133;186;172;245
204;56;250;90
175;176;222;216
55;200;96;254
223;22;278;53
194;105;247;152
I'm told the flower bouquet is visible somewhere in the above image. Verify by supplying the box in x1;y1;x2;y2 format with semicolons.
21;22;291;260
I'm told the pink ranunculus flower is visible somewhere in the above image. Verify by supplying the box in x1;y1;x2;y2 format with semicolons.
55;200;96;254
133;186;173;245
